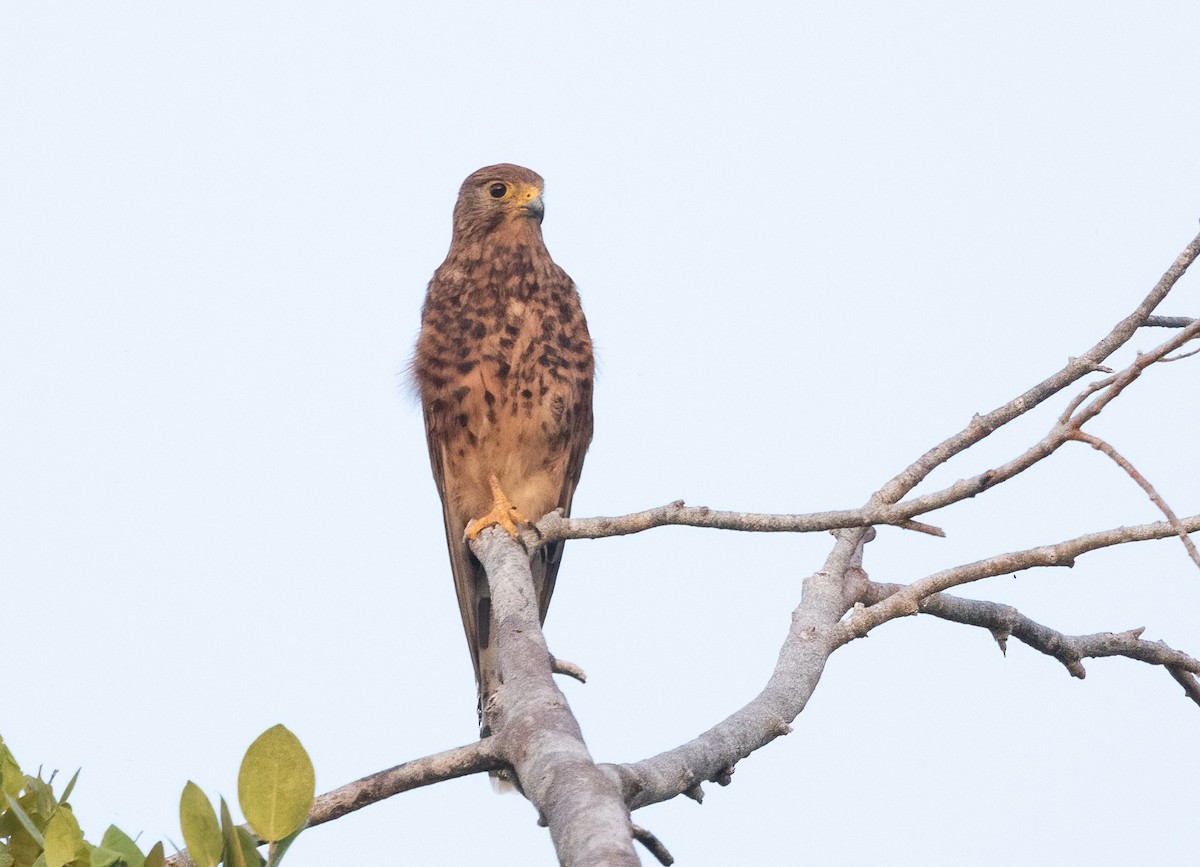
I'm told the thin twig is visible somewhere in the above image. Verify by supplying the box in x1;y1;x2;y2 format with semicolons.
631;824;675;866
1162;345;1200;362
1168;666;1200;704
551;656;588;683
1145;315;1197;327
1068;430;1200;569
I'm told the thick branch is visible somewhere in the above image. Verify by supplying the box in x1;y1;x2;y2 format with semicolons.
470;528;640;867
607;529;872;811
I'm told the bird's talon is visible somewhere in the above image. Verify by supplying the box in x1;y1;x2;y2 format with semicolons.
465;475;529;540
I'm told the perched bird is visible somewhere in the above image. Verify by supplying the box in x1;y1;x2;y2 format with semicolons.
414;164;594;731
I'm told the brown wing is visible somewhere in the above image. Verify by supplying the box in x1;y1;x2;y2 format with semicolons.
423;420;495;697
534;386;594;622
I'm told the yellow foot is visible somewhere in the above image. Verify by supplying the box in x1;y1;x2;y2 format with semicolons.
465;475;529;540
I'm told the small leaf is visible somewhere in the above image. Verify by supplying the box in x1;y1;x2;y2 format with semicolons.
5;794;45;846
58;770;81;806
98;826;145;867
178;783;222;867
143;842;165;867
237;726;314;842
25;775;56;820
89;845;123;867
219;799;248;867
0;841;14;867
43;806;84;867
0;740;24;801
236;827;264;867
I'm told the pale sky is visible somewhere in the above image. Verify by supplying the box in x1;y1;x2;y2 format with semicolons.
2;2;1198;865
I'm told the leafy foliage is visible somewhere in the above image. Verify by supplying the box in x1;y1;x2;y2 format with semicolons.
179;726;314;867
0;735;164;867
2;725;313;867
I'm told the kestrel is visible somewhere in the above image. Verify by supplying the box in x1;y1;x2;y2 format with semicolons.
414;164;594;730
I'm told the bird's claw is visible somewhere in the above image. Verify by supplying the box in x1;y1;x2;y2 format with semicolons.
465;475;529;540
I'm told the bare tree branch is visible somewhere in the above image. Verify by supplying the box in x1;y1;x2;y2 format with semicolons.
606;529;873;811
305;741;503;829
163;230;1194;865
1167;667;1200;704
470;528;641;867
1162;345;1200;362
1145;315;1197;327
1058;318;1200;426
844;515;1200;638
163;742;503;866
540;252;1200;551
1068;430;1200;568
535;501;941;543
631;824;675;866
867;229;1200;510
860;581;1200;706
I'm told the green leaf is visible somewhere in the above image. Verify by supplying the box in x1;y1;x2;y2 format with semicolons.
143;842;165;867
236;726;314;843
235;828;264;867
219;799;248;867
58;771;80;807
89;846;123;867
0;740;24;801
24;775;57;820
264;825;303;867
178;783;222;867
5;794;45;845
98;826;144;867
43;806;85;867
0;840;14;867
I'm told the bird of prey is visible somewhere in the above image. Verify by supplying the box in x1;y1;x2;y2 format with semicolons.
414;164;594;731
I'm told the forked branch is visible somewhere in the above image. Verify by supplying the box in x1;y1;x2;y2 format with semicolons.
860;581;1200;706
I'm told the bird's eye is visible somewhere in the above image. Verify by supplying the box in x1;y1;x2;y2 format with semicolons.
488;182;508;199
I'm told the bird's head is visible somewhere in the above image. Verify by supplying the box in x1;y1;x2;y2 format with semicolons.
452;164;546;241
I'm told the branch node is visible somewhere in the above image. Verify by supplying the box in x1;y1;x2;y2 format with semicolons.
550;656;587;683
897;519;946;537
632;823;675;866
712;766;735;787
683;783;704;803
989;627;1010;656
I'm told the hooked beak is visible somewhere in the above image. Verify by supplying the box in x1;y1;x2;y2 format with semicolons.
524;195;545;223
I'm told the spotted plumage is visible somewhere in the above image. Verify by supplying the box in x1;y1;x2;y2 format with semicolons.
414;164;594;729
